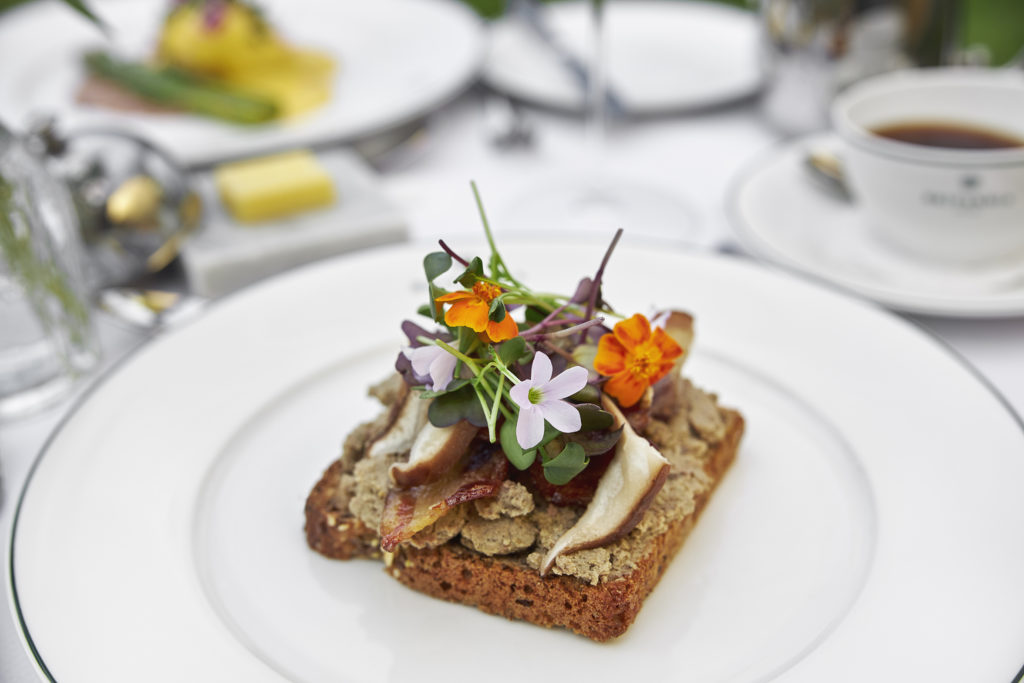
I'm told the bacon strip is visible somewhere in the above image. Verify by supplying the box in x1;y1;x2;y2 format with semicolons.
380;440;507;552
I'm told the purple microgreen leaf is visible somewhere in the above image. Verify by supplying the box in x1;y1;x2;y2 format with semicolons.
571;277;594;304
401;320;437;347
567;425;622;456
394;351;415;384
575;403;614;432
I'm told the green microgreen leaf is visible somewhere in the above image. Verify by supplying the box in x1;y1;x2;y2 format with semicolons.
417;304;432;318
428;384;487;428
497;336;527;366
542;442;589;485
575;403;613;431
524;305;547;324
487;297;507;322
570;384;601;405
569;425;622;456
455;256;484;288
499;419;536;470
427;282;445;323
424;251;452;282
417;378;470;399
571;343;598;371
457;325;475;353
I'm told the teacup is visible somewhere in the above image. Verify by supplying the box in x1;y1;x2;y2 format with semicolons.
830;68;1024;265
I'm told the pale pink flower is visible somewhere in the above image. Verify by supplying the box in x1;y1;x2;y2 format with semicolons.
402;345;457;392
510;352;588;449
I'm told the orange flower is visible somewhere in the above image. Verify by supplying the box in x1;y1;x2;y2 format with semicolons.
594;313;683;407
435;281;519;342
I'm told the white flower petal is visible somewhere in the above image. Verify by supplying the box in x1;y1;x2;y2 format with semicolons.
428;349;456;392
516;405;544;449
541;365;589;400
509;380;534;409
407;345;440;378
531;351;553;385
540;399;582;434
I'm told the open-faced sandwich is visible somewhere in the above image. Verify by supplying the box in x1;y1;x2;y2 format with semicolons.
305;187;744;641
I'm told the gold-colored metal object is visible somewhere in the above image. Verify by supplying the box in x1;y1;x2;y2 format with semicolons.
146;189;201;273
804;147;851;200
27;119;204;287
105;175;163;228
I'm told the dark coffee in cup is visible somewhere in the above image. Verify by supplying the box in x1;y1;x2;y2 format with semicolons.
871;122;1024;150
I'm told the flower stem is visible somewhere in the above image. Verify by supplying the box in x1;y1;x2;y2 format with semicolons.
580;228;622;344
538;341;576;363
531;316;605;341
438;239;470;267
432;338;481;374
471;181;526;290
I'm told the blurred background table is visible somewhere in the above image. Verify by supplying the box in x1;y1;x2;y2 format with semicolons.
2;0;1023;681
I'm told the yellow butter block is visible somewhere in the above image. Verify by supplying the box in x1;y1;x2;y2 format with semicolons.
214;150;336;223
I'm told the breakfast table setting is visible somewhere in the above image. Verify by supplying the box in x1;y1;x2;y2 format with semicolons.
1;0;1024;681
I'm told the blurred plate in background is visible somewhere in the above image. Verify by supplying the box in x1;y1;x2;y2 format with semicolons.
484;0;761;114
0;0;484;167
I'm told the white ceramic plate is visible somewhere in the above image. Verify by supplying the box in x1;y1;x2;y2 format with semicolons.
9;243;1024;682
0;0;483;167
728;133;1024;318
484;0;761;114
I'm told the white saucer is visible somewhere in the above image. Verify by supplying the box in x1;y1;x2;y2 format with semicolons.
484;0;761;114
728;133;1024;318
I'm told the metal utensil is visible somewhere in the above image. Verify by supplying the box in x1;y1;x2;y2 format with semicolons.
510;0;628;118
804;146;851;200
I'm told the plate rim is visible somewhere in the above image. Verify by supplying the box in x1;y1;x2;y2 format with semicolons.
8;243;1024;681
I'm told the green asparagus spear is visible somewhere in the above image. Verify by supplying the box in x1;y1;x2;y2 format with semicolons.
83;50;278;124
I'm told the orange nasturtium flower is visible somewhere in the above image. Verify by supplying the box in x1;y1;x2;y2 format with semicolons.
594;313;683;408
435;281;519;342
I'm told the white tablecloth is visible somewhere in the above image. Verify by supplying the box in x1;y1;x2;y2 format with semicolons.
3;92;1023;683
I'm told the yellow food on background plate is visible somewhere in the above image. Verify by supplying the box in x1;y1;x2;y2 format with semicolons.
214;150;336;222
157;0;335;118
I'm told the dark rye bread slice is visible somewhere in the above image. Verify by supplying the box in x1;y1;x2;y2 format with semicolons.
304;408;744;642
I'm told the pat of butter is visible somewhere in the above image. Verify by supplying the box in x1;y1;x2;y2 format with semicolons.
214;150;336;223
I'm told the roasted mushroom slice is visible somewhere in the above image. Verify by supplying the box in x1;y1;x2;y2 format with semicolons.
389;420;480;488
652;311;694;419
366;385;431;459
540;397;670;575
